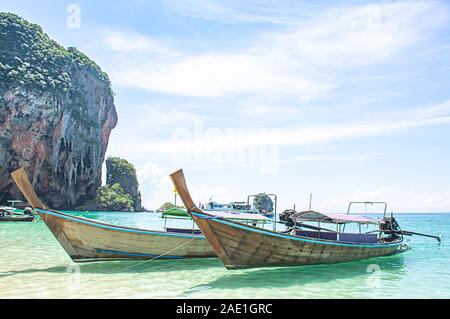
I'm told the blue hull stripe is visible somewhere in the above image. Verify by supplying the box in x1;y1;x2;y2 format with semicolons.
36;209;205;239
96;249;185;259
192;212;401;249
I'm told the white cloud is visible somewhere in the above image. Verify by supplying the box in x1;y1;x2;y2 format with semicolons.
136;161;235;209
161;0;303;25
266;1;449;67
132;107;206;130
334;186;450;213
123;100;450;155
136;162;172;209
102;29;178;56
239;104;298;116
110;51;329;98
100;1;447;99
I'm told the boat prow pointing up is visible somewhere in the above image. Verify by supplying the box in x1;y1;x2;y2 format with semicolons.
11;168;215;262
170;169;407;270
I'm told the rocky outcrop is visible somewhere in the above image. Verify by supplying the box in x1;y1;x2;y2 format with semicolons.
105;157;142;211
0;13;117;209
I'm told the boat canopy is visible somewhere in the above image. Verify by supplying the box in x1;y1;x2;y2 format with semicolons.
163;208;271;223
161;208;188;218
290;210;379;225
212;211;271;223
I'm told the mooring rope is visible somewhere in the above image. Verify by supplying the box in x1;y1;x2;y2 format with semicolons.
109;234;204;273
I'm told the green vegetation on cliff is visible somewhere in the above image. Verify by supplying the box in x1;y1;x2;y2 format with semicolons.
0;12;112;93
160;202;185;212
104;157;142;211
0;12;117;210
89;157;142;212
253;193;274;213
106;157;136;177
96;183;134;212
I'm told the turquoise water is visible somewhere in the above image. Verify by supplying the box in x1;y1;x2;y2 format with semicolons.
0;212;449;299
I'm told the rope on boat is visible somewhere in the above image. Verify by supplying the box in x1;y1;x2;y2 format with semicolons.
191;211;218;220
113;235;203;272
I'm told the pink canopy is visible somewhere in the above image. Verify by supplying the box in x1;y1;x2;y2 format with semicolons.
292;211;379;224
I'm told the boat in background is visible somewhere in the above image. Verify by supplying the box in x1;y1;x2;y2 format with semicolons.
170;169;441;270
11;168;215;262
0;200;35;222
162;207;270;225
201;198;275;219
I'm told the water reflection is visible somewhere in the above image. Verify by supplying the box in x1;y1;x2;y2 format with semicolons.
0;257;222;278
189;255;406;292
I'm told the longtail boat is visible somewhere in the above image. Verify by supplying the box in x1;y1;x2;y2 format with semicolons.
0;200;35;222
170;169;440;270
0;209;35;222
11;168;215;262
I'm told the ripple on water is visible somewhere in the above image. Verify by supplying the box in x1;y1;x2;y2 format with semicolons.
1;213;450;298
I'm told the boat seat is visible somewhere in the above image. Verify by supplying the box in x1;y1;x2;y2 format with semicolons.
295;230;337;241
166;227;202;235
339;233;378;244
295;230;378;243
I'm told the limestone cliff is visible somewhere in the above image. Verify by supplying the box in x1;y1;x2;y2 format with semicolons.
105;157;142;212
0;13;117;209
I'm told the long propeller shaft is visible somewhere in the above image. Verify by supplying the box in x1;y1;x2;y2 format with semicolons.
386;230;441;243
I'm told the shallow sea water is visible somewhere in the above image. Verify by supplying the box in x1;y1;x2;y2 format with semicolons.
0;212;449;298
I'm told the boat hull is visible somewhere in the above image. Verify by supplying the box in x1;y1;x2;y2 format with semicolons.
193;212;403;269
0;215;35;222
37;210;215;262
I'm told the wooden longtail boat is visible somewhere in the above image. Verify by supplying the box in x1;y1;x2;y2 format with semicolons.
11;168;215;262
0;211;35;222
170;169;412;270
0;201;35;222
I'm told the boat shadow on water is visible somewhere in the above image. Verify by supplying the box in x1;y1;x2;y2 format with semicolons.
186;254;407;292
0;257;223;278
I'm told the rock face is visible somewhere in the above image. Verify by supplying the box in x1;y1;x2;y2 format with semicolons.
0;13;117;209
105;157;142;212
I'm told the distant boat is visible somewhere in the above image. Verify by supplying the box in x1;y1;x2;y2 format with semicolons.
162;207;271;225
171;169;441;270
201;200;275;219
0;208;35;222
11;168;214;262
0;201;35;222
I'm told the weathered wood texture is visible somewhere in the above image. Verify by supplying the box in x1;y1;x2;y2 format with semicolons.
170;169;402;270
37;210;215;261
11;168;215;262
196;216;401;269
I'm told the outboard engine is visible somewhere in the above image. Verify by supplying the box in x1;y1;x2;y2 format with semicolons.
381;217;401;232
380;216;402;240
279;209;296;227
24;207;33;215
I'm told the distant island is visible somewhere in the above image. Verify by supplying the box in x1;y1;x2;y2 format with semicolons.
0;13;144;212
78;157;145;212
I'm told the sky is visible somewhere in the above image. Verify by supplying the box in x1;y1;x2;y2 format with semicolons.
2;0;450;213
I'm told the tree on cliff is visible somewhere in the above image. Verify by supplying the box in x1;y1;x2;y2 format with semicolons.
253;193;274;214
159;202;184;211
0;13;112;93
100;157;143;212
160;202;175;211
96;183;134;212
